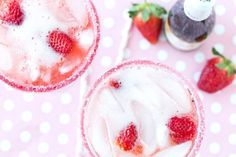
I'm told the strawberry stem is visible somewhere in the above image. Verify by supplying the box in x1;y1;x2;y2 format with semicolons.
212;47;225;59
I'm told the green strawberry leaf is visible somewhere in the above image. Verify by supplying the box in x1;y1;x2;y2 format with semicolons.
129;2;167;21
213;47;236;77
142;9;150;22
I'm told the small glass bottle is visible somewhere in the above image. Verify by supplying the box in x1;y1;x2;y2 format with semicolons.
165;0;216;51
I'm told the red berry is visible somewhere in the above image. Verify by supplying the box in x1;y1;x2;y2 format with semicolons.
48;30;73;55
168;116;197;144
116;123;138;151
0;0;24;25
198;48;235;93
129;2;166;44
109;80;121;89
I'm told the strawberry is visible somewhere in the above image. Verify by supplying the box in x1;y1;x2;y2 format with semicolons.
0;0;24;25
116;122;138;151
129;2;166;44
48;30;73;55
198;48;236;93
167;116;197;144
109;79;121;89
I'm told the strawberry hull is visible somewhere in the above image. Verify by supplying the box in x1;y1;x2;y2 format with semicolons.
0;0;100;92
81;60;205;157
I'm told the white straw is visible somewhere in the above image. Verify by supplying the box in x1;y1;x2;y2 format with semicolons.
115;15;133;64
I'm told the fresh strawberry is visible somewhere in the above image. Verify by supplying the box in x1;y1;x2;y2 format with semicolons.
129;2;166;44
109;79;121;89
116;122;138;151
0;0;24;25
48;30;73;55
198;48;236;93
168;116;197;144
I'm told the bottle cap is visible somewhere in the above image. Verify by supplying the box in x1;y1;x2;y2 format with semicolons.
184;0;214;21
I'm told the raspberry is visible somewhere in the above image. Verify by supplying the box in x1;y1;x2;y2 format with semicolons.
168;116;197;144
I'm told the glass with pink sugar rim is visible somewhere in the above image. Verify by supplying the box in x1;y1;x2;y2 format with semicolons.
0;0;100;92
81;60;205;157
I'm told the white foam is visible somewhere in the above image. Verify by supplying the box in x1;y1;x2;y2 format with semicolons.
0;45;12;71
85;66;195;157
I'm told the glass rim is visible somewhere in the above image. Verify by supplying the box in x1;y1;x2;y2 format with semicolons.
81;60;205;157
0;0;100;92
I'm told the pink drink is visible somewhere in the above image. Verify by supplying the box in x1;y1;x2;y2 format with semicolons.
0;0;99;92
81;60;204;157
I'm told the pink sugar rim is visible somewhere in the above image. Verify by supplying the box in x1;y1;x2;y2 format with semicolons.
81;60;205;157
0;0;100;92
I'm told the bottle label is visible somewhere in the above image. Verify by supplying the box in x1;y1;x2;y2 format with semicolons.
184;0;213;21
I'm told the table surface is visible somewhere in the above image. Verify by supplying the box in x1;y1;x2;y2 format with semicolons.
1;0;236;157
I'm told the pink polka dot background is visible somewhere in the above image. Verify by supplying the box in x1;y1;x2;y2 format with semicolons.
0;0;236;157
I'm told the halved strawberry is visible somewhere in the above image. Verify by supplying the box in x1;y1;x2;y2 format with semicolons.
116;122;138;151
167;116;197;144
129;2;166;44
198;48;236;93
48;30;73;55
0;0;24;25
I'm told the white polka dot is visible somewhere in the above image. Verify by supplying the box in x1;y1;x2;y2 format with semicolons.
209;142;221;154
20;131;31;143
233;17;236;26
230;113;236;125
210;122;221;134
3;99;15;111
101;36;113;48
38;142;49;154
18;151;30;157
21;111;33;122
0;140;11;152
57;154;67;157
211;102;222;114
229;153;236;157
214;24;225;35
193;72;201;82
59;113;71;125
175;61;186;72
103;17;115;29
57;133;69;145
229;134;236;145
139;39;151;50
60;93;72;105
215;4;226;16
214;44;224;53
104;0;115;9
194;52;205;63
232;55;236;65
41;102;53;114
233;35;236;46
233;79;236;85
157;50;168;61
196;154;201;157
230;94;236;105
22;92;34;102
235;0;236;5
40;122;51;134
1;120;13;131
101;56;112;67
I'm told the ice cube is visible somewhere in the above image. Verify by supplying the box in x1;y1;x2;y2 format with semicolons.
154;141;192;157
78;29;94;50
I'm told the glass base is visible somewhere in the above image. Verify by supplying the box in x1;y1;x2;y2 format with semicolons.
165;21;203;52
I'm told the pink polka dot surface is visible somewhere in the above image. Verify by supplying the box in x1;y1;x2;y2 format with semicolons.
0;0;236;157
